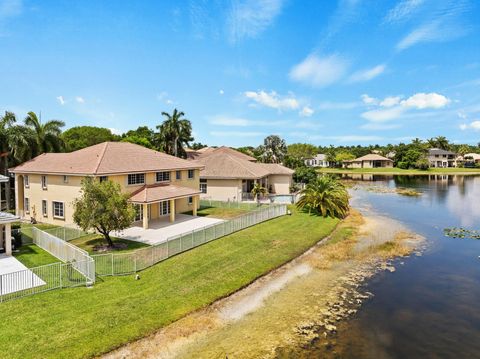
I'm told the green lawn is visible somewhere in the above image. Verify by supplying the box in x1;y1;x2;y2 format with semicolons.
69;234;150;254
318;167;480;175
13;244;60;268
183;206;249;219
0;207;339;359
13;222;60;243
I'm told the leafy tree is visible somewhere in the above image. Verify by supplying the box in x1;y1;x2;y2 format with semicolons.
121;135;154;149
293;166;318;184
456;144;470;156
258;135;287;164
156;109;193;158
251;183;268;203
73;178;135;247
24;111;65;154
296;175;349;219
63;126;119;152
122;126;155;148
236;146;258;159
190;142;207;150
335;151;355;165
415;158;430;170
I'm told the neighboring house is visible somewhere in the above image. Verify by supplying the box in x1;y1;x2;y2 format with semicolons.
187;146;294;202
10;142;203;229
0;211;19;256
343;154;394;169
427;148;457;168
463;153;480;166
305;154;329;167
0;174;9;211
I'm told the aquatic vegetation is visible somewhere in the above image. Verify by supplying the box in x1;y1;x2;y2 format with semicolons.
444;227;480;240
352;185;422;197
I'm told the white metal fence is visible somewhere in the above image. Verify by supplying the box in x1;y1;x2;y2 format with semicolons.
32;227;95;283
199;199;265;210
93;204;287;276
43;226;87;242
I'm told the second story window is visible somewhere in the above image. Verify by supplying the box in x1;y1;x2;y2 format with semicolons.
24;175;29;188
188;169;194;179
156;171;170;182
200;179;207;193
127;173;145;185
41;175;47;190
63;175;69;183
99;176;108;183
176;170;182;180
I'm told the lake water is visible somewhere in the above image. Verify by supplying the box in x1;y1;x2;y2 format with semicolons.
290;174;480;358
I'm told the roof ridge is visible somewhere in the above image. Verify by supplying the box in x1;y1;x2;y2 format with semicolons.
93;142;109;175
228;154;264;178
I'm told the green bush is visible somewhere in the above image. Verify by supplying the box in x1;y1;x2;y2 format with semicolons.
397;161;409;169
415;159;430;170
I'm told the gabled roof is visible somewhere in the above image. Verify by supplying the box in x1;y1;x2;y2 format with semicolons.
129;183;201;204
10;142;202;175
348;154;393;162
196;152;270;179
258;163;295;175
428;148;456;155
187;146;257;162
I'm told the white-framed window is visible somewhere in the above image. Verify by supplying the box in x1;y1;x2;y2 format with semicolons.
176;171;182;180
188;196;193;205
63;175;69;183
42;200;48;217
52;201;65;219
200;179;207;193
188;169;194;179
134;204;143;221
99;176;108;183
159;201;170;216
156;171;170;182
41;175;47;190
127;173;145;185
24;198;30;213
24;175;29;188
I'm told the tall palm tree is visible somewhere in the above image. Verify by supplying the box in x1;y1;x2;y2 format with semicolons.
296;175;349;219
258;135;287;164
24;111;65;155
427;136;450;151
156;109;193;158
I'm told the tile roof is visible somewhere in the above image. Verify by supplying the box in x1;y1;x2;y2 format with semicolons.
428;148;456;156
129;183;201;203
10;142;202;175
187;146;257;162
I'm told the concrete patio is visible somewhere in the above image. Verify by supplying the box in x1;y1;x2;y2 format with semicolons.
0;254;46;295
113;214;224;245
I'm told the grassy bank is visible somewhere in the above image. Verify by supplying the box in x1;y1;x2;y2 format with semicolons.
318;167;480;175
0;207;338;359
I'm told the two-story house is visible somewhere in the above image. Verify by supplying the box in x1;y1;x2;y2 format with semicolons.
304;154;329;168
427;148;457;168
10;142;203;229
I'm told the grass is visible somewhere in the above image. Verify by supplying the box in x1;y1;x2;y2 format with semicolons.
183;205;249;219
13;244;60;268
69;234;150;254
0;207;339;359
318;167;480;175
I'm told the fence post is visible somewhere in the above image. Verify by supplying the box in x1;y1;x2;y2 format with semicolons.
191;230;194;248
111;253;114;276
59;263;63;288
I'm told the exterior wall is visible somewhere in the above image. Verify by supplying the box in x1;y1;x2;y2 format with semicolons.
201;178;242;202
344;160;393;169
427;155;456;168
268;174;292;195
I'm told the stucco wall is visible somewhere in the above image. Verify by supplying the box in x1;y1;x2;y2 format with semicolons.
201;178;242;202
268;175;292;195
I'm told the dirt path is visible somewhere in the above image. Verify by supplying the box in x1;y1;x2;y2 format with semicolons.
103;210;424;359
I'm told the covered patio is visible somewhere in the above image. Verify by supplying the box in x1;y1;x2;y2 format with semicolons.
114;214;224;245
1;211;19;256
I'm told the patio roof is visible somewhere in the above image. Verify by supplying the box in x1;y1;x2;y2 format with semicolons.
0;211;19;224
0;174;9;183
129;183;201;204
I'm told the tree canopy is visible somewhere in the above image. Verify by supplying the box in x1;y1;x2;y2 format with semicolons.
156;109;193;158
62;126;120;152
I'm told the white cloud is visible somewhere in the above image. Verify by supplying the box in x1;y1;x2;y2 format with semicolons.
401;92;450;109
460;121;480;131
227;0;284;43
348;64;386;83
299;106;314;117
244;90;299;110
380;96;402;107
361;94;378;105
295;120;322;129
384;0;425;23
108;128;123;135
210;116;250;126
318;101;360;110
360;122;402;130
75;96;85;104
361;106;406;122
219;89;224;95
210;131;264;137
289;54;349;88
56;96;65;105
157;91;175;105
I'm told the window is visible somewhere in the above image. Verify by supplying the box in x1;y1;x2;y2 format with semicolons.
159;201;170;215
24;198;30;213
200;179;207;193
41;175;47;190
134;204;143;221
42;200;48;217
52;201;65;218
127;173;145;185
188;169;194;179
99;176;108;183
176;171;182;180
188;196;193;205
156;171;170;182
24;175;29;188
63;175;69;183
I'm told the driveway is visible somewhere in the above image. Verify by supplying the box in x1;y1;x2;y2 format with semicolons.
0;254;46;295
114;214;224;245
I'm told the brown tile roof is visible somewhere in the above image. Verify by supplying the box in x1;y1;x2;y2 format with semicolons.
10;142;202;175
258;163;295;175
187;146;257;162
129;183;201;203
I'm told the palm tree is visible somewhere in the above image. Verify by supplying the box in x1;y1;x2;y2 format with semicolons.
258;135;287;164
427;136;450;151
251;183;268;203
296;175;349;219
24;112;65;155
156;109;193;158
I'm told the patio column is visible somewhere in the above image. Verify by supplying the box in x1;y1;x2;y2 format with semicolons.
169;199;175;223
142;203;149;229
193;195;198;216
5;223;12;256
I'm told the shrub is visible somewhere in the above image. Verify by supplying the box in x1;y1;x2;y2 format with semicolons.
415;159;430;170
397;161;409;169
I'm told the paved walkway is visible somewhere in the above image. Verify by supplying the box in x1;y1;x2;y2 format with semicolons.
0;254;46;295
114;214;224;245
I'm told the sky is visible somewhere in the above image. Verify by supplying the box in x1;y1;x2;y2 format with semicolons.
1;0;479;147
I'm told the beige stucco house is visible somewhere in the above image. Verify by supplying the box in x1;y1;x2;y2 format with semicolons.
187;147;294;202
10;142;203;229
343;154;394;169
427;148;457;168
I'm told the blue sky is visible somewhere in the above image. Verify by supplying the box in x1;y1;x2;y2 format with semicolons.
1;0;479;147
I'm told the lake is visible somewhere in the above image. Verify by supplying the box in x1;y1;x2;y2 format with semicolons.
292;174;480;358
